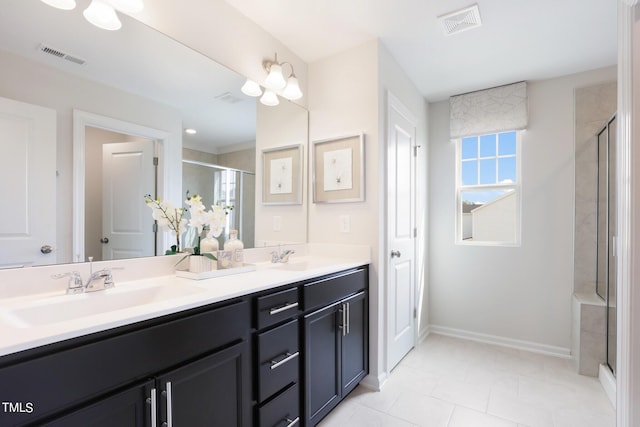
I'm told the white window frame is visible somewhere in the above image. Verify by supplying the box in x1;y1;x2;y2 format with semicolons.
455;130;522;246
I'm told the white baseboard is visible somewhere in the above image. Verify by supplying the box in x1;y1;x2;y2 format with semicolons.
429;325;571;358
359;372;387;391
598;364;616;408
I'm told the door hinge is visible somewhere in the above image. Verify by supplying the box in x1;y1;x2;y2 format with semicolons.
413;308;417;319
152;223;158;233
413;145;421;157
153;156;159;166
414;228;417;238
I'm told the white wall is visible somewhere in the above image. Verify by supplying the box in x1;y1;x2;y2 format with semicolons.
0;50;182;264
428;66;617;354
308;39;428;387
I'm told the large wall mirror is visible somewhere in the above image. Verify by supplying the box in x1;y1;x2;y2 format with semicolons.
0;0;308;268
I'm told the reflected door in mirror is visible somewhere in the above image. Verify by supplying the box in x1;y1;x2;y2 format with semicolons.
100;141;155;261
0;96;57;268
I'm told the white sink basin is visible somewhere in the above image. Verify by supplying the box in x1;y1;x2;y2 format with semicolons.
1;283;206;327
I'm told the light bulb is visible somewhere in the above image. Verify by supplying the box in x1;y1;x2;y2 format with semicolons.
264;63;286;90
107;0;144;13
84;0;122;31
260;90;279;106
40;0;76;10
282;75;303;100
241;79;262;97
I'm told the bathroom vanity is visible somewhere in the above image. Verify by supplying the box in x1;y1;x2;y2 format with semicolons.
0;256;369;427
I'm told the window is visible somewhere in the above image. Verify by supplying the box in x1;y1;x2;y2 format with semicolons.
456;130;521;245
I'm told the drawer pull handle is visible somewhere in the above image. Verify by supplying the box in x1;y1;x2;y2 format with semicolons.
285;417;300;427
269;302;299;315
270;351;300;370
164;381;173;427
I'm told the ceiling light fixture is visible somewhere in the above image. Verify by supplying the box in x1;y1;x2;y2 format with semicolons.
40;0;77;10
241;52;303;105
185;128;197;135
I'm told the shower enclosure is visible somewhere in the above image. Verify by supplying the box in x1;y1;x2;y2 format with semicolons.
596;114;617;376
182;160;256;249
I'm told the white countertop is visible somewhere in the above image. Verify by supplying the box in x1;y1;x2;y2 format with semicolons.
0;254;369;358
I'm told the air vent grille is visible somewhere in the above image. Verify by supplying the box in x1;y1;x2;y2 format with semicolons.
38;44;86;65
438;4;482;36
215;92;243;104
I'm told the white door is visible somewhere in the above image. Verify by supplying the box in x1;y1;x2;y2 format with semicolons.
387;93;417;371
0;97;56;268
102;141;155;260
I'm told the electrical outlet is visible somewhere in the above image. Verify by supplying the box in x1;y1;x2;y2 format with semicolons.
273;216;282;231
339;215;350;233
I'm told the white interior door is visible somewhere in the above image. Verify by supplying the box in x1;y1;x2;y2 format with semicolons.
387;93;417;371
0;96;56;268
102;141;155;260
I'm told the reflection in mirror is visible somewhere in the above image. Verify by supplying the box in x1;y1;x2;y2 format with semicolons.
182;159;256;249
0;0;308;268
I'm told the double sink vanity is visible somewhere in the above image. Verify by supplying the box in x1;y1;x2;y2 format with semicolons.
0;245;370;427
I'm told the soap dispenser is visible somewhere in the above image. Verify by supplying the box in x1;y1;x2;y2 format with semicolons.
224;229;244;268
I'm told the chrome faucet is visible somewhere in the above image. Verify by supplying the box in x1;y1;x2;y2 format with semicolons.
271;246;295;263
52;257;119;294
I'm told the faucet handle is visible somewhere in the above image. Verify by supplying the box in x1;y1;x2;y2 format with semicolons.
52;271;83;294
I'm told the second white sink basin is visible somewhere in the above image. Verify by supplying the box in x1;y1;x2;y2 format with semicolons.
2;283;206;327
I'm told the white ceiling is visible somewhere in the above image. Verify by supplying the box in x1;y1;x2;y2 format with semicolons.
223;0;618;101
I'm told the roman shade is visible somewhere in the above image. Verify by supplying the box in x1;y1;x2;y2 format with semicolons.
449;81;528;139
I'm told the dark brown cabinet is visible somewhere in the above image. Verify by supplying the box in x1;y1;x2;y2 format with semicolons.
0;265;368;427
303;269;368;426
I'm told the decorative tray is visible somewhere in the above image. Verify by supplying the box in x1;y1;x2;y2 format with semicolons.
175;264;257;280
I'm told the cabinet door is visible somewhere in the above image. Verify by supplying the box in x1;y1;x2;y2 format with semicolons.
341;291;368;396
304;303;341;426
158;341;251;427
42;380;154;427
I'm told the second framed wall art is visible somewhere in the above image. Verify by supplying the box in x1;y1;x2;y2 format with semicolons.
312;133;365;203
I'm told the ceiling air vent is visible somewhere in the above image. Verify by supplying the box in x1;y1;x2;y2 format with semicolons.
438;4;482;36
38;44;86;65
214;92;243;104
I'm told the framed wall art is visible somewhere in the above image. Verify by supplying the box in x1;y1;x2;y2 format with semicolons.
312;133;365;203
262;144;303;205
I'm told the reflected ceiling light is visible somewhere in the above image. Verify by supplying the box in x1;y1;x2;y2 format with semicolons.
108;0;144;13
241;79;263;97
185;128;197;135
83;0;122;31
241;52;303;105
40;0;77;10
260;89;279;107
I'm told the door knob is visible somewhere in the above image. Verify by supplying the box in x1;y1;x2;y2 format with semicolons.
390;250;401;258
40;245;53;254
100;237;110;244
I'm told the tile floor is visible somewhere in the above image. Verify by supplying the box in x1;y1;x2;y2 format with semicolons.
318;334;615;427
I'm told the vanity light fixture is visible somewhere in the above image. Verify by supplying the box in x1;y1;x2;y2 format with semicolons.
241;79;263;97
41;0;144;31
84;0;122;31
260;89;280;107
241;52;303;105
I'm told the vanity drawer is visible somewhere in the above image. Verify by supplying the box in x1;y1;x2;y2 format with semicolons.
303;268;367;312
257;286;300;329
258;319;299;402
258;383;299;427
